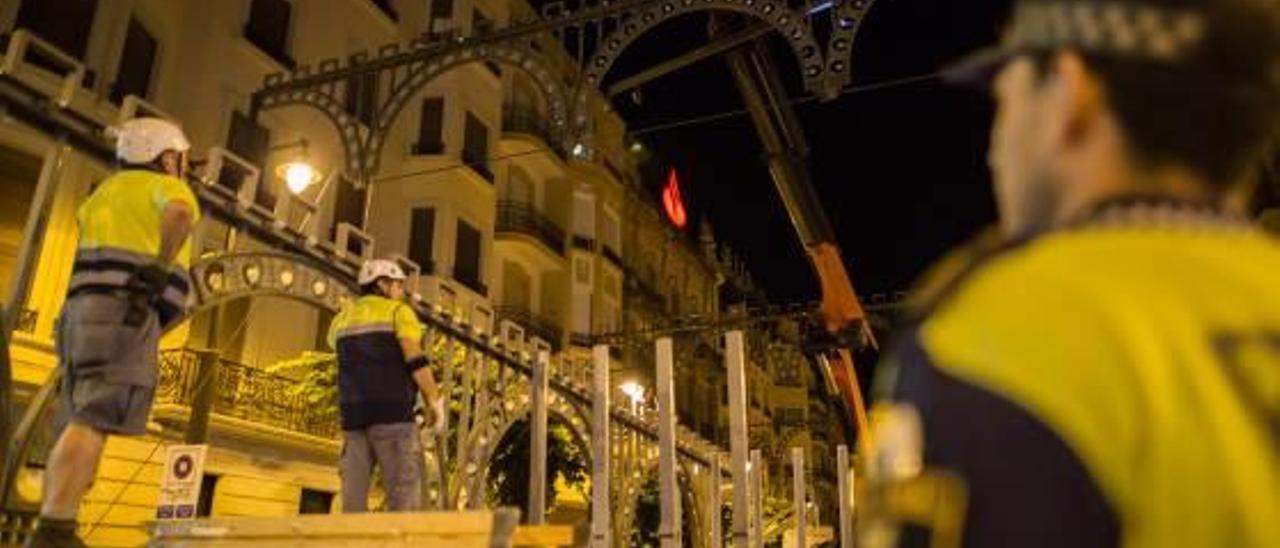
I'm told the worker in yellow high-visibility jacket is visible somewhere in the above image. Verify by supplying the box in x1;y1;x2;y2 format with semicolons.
328;259;444;512
863;1;1280;547
30;118;199;548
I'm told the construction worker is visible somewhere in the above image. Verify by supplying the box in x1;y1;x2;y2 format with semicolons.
28;118;199;547
328;259;445;512
863;1;1280;547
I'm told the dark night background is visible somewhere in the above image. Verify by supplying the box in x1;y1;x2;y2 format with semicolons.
606;0;1014;302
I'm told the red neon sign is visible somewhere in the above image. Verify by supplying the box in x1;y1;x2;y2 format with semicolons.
662;169;688;229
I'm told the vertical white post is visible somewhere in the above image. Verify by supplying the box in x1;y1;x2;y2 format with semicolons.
591;345;612;548
726;331;751;548
837;445;853;548
792;447;806;548
656;338;681;548
707;452;722;548
750;449;764;548
528;350;550;524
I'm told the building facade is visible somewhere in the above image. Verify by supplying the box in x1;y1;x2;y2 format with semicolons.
0;0;841;544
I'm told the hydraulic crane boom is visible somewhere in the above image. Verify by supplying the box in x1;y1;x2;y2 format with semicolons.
718;26;876;453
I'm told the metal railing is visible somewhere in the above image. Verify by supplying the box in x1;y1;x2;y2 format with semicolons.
156;349;339;439
501;105;567;158
496;200;566;256
495;304;564;351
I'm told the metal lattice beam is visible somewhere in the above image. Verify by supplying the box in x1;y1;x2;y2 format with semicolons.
248;0;882;181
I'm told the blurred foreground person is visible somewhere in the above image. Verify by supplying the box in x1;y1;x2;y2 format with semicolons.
864;1;1280;547
28;118;198;548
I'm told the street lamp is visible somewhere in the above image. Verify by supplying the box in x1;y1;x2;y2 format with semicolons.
620;381;645;415
280;160;319;194
269;138;323;195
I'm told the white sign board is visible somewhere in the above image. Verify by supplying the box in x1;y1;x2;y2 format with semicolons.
156;444;208;520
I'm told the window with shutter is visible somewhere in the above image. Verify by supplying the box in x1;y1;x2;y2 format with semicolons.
454;220;483;293
408;207;436;273
243;0;294;68
222;112;275;210
415;97;445;154
110;18;157;104
463;113;492;181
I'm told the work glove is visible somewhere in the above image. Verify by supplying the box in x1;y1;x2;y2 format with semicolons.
426;397;447;436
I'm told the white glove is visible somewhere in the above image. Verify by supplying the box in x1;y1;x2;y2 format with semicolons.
426;397;447;435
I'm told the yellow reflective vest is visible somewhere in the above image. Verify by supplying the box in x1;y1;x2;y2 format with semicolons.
872;200;1280;548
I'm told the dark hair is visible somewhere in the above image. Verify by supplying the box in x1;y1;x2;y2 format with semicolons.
360;282;382;296
1033;0;1280;188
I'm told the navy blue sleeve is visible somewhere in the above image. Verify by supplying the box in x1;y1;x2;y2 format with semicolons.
882;330;1120;548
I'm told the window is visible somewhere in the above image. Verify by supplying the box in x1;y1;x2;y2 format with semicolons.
501;261;531;310
463;113;492;181
602;205;621;253
572;192;596;239
571;255;592;336
197;474;219;518
110;18;157;104
243;0;294;68
345;71;378;127
408;207;436;273
369;0;398;21
331;178;367;256
599;270;620;334
414;97;445;155
429;0;454;34
454;220;483;293
14;0;98;60
299;488;334;514
222;112;275;210
502;169;532;205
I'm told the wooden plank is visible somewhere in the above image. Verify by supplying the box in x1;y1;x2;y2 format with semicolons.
151;511;502;547
512;525;575;546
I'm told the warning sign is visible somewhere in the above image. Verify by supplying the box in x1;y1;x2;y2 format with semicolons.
156;445;208;520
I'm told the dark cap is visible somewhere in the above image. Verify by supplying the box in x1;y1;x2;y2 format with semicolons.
943;0;1280;92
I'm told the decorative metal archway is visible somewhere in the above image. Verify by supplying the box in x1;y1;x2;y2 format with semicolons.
249;0;883;181
254;44;571;183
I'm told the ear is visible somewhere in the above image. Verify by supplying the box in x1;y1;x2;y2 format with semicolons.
1049;52;1105;150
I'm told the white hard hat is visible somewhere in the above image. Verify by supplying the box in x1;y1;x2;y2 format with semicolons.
116;117;191;164
358;259;407;286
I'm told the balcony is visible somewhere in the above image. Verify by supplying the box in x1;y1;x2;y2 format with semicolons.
502;105;567;159
496;305;564;352
155;349;338;440
496;200;566;256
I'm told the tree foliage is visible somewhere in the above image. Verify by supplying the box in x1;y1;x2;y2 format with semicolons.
486;417;590;518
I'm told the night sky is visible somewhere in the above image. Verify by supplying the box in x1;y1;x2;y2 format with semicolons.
607;0;1014;302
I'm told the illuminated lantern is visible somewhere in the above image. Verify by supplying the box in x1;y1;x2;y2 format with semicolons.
662;168;688;229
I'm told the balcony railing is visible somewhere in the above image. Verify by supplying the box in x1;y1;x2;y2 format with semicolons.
496;304;564;351
156;349;338;439
501;105;567;159
496;200;566;256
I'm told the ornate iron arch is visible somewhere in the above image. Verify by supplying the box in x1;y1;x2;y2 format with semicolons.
188;252;357;313
579;0;823;94
254;44;571;184
463;403;594;512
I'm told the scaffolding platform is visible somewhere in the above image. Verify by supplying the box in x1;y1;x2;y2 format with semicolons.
147;509;564;547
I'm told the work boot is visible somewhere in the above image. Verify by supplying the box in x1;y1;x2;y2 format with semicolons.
22;518;86;548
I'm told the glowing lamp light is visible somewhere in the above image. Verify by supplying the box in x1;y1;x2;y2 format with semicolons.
620;381;646;405
280;161;319;194
662;168;688;230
